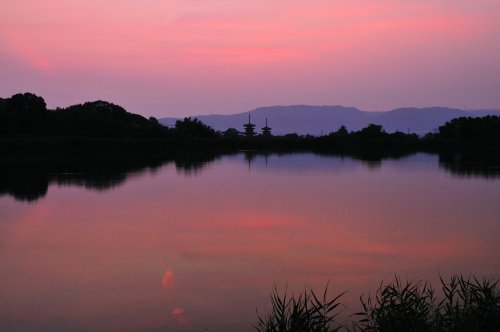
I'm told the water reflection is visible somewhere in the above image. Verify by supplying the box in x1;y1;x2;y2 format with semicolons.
0;153;223;202
244;150;415;171
1;151;499;331
1;151;499;202
173;151;227;176
0;170;49;202
439;152;500;179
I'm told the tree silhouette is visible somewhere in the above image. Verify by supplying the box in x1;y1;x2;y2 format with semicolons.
355;124;386;138
329;125;349;137
174;117;218;138
0;93;170;137
223;128;241;137
5;92;47;113
0;93;48;134
439;116;500;139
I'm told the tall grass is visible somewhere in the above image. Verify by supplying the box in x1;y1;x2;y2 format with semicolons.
255;275;500;332
354;277;435;331
255;283;345;332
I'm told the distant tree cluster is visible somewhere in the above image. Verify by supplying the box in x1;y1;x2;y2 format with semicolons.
325;123;419;141
0;93;167;138
0;93;48;135
173;117;218;138
439;116;500;140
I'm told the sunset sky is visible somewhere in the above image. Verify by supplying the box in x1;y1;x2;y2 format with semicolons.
1;0;499;117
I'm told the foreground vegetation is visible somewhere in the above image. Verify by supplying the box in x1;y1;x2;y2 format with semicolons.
256;275;500;332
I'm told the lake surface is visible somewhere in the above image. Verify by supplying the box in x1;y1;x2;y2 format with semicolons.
1;152;499;331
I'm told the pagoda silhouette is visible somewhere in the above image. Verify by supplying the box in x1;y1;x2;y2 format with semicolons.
243;114;256;137
261;118;272;136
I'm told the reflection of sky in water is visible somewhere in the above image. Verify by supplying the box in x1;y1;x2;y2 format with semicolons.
0;153;499;331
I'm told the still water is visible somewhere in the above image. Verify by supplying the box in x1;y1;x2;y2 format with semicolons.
1;152;499;331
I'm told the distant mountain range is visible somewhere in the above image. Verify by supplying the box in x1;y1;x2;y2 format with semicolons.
159;106;500;135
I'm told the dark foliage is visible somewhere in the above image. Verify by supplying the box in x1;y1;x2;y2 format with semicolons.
256;275;500;332
256;284;345;332
0;93;169;138
0;93;49;135
353;124;387;138
173;117;218;138
439;116;500;140
5;92;47;113
355;275;500;332
223;127;241;137
49;101;168;137
329;126;349;138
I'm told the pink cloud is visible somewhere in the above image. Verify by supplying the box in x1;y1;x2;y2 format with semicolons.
178;46;310;64
1;0;499;115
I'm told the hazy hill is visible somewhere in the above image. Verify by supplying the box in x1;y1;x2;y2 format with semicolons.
160;106;500;135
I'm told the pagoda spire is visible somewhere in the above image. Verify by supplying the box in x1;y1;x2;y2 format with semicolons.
261;117;272;136
243;114;256;137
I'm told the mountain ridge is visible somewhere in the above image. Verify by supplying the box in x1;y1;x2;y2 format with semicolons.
159;105;500;135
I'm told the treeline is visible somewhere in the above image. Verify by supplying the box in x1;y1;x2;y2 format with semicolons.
0;92;220;138
1;93;500;152
0;93;167;137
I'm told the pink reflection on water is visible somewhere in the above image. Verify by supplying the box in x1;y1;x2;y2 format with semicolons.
162;269;174;290
171;307;189;326
0;154;499;331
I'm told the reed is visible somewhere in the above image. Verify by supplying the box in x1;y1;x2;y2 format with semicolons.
255;283;345;332
255;275;500;332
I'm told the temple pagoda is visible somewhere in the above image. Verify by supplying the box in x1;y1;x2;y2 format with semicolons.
261;118;272;136
243;114;256;137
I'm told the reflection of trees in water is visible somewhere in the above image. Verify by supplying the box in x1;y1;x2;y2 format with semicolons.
0;166;146;203
237;150;500;179
175;162;210;176
173;152;223;176
0;153;222;202
0;172;49;202
52;173;131;191
2;150;498;202
439;153;500;179
320;150;413;168
243;150;414;170
0;171;132;202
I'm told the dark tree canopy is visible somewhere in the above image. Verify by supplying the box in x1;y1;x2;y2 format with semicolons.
223;128;241;137
174;117;218;138
329;125;349;137
4;92;47;113
354;124;386;138
48;100;168;137
439;116;500;139
0;93;48;135
0;93;168;137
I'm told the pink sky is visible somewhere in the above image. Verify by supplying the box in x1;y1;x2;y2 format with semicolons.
1;0;499;117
